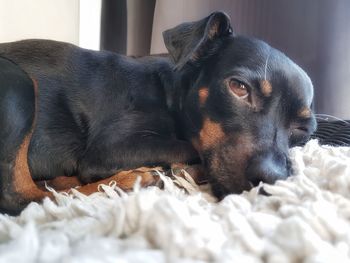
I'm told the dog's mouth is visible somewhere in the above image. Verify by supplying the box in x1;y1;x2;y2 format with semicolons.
203;142;291;199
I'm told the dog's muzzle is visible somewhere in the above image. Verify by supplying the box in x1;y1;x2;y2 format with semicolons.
245;149;290;187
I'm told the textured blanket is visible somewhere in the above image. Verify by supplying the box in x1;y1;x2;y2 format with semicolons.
0;140;350;263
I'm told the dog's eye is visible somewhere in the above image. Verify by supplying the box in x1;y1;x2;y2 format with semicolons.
228;79;249;99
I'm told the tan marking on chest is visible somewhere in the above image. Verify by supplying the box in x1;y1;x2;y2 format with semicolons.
199;118;225;150
260;80;272;97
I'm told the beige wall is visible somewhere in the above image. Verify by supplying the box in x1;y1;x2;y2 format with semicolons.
0;0;79;44
79;0;101;50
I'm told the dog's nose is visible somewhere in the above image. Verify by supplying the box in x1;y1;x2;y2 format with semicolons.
246;151;289;187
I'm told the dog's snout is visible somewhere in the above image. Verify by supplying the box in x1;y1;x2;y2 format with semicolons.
246;151;290;187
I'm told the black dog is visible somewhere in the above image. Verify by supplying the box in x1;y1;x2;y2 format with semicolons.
0;12;316;215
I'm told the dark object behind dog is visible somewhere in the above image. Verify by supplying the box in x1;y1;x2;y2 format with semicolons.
0;12;316;215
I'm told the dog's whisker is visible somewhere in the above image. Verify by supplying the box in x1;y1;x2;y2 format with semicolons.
264;51;271;81
135;130;161;136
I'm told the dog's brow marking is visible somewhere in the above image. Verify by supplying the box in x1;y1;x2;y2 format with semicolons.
260;51;273;97
260;80;272;97
298;107;312;119
198;87;209;106
199;118;225;149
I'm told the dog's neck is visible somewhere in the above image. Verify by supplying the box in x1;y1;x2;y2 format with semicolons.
163;65;202;140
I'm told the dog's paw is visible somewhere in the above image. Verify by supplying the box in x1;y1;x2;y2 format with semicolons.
115;166;163;190
167;164;208;185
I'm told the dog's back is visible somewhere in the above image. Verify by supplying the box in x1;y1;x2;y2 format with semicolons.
0;40;180;181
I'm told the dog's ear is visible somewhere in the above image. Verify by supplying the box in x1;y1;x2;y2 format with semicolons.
163;11;233;70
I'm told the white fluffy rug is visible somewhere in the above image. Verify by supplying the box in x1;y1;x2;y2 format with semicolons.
1;140;350;263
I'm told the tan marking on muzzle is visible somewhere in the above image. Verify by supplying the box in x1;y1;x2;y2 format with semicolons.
298;107;312;119
198;87;209;106
198;118;225;150
260;80;272;97
208;134;255;193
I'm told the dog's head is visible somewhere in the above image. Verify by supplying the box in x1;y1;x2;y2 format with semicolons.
163;12;316;198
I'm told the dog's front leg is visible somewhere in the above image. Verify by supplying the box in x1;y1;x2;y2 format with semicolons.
68;167;162;195
77;136;200;184
41;164;208;196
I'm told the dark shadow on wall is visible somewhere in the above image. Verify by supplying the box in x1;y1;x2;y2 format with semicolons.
100;0;127;54
100;0;156;56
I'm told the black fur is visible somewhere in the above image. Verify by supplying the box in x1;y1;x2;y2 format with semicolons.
0;56;37;214
0;12;316;212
